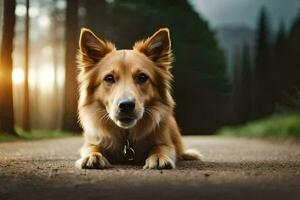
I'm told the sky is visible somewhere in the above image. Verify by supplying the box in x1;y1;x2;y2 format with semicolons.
189;0;300;30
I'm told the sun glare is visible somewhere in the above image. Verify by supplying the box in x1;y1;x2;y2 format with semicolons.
15;5;39;18
12;68;24;85
13;64;55;90
38;15;51;29
38;64;55;91
15;5;26;17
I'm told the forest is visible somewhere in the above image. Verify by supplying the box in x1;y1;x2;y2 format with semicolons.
232;7;300;122
0;0;300;136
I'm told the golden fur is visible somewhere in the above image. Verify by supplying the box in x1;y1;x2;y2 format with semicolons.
75;28;201;169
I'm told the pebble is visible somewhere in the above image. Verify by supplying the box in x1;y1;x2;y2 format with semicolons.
204;173;210;177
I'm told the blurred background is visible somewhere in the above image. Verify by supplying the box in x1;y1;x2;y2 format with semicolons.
0;0;300;138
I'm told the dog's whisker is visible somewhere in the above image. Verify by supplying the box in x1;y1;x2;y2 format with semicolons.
98;112;109;123
150;106;163;113
146;107;161;116
94;109;107;114
145;109;156;125
104;113;110;123
145;107;163;128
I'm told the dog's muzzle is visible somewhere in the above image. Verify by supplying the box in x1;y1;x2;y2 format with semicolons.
111;98;144;129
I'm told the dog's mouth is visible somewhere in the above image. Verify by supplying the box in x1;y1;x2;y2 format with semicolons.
118;116;135;124
108;107;144;129
114;110;144;129
115;115;137;129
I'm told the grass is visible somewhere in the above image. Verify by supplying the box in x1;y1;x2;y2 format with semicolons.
0;128;77;142
217;112;300;138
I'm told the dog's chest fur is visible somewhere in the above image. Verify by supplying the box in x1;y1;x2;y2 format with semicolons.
102;136;155;165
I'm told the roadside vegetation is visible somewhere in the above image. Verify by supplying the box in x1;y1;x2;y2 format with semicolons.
0;128;77;142
218;112;300;138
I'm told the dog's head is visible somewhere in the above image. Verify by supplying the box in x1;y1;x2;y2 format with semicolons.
77;28;174;130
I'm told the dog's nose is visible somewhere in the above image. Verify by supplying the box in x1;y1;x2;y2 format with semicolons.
118;99;135;113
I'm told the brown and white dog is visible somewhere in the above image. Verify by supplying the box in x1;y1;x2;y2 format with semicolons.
75;28;201;169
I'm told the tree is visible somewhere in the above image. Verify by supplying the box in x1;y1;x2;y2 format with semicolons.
232;47;242;123
273;22;287;102
232;43;252;123
0;0;16;135
253;7;273;118
62;0;81;132
51;0;63;129
23;0;30;131
287;15;300;90
240;43;253;121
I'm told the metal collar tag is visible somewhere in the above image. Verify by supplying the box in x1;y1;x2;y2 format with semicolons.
123;139;135;161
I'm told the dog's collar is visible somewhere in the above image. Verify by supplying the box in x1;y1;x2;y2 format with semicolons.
123;130;135;162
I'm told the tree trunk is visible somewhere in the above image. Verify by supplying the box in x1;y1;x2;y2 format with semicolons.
52;0;61;129
253;7;273;119
23;0;30;131
0;0;16;135
62;0;81;132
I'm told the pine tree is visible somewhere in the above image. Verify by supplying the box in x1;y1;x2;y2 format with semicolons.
240;43;252;121
253;7;273;118
287;15;300;89
232;47;242;123
233;43;252;123
273;21;287;102
62;0;81;132
23;0;30;131
0;0;16;135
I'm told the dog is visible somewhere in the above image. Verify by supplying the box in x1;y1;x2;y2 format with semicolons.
75;28;201;169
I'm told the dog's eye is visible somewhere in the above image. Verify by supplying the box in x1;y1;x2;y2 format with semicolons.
104;74;115;84
137;73;148;84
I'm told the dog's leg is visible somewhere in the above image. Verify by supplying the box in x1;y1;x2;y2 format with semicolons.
75;142;110;169
143;144;176;169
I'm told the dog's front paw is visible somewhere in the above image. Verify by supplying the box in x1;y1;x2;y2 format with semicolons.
75;152;110;169
143;154;175;169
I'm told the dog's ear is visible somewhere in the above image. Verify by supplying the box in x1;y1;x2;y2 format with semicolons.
78;28;115;68
133;28;173;69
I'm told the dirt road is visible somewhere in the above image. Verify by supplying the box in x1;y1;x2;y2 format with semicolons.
0;136;300;200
